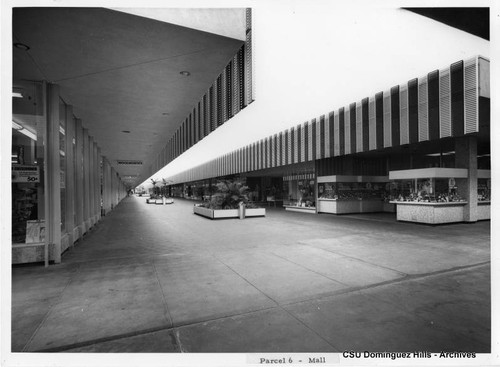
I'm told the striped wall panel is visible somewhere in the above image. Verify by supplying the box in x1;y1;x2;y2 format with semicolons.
383;91;391;148
400;84;409;144
277;133;282;166
355;103;362;152
245;9;253;106
344;107;351;154
307;121;313;161
293;127;299;164
325;112;332;158
418;77;429;141
368;97;376;150
221;69;228;122
334;112;340;156
439;67;452;138
464;57;478;134
164;57;486;186
316;116;322;158
286;130;292;165
298;124;304;162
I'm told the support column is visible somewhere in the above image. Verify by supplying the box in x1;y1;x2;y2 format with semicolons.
65;106;75;247
102;158;111;214
455;135;478;222
75;119;84;239
83;128;91;232
96;147;102;220
88;136;95;227
47;84;62;263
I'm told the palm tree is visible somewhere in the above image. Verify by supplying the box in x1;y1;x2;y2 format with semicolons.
150;179;158;197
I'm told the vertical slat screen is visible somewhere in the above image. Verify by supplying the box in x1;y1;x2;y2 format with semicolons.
334;111;340;156
368;97;376;150
464;57;478;134
356;102;362;152
439;67;452;138
344;107;351;154
400;84;409;144
418;77;429;141
383;91;392;148
317;116;322;158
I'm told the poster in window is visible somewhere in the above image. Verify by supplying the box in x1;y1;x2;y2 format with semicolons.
25;220;46;244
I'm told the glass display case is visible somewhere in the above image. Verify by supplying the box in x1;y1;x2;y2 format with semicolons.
390;178;465;203
317;176;390;214
388;168;469;224
477;170;491;220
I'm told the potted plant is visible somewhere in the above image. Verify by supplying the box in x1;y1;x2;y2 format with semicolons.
193;179;266;219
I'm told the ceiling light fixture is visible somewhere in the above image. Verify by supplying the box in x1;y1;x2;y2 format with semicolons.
12;121;23;130
12;121;37;141
14;42;30;51
179;71;191;76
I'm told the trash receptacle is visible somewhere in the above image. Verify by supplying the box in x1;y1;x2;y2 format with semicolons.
238;202;246;219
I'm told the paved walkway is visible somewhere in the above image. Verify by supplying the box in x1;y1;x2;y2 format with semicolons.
12;196;491;353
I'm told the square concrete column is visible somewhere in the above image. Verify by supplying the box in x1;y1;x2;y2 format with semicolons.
88;136;95;227
75;119;84;239
102;158;111;214
455;135;478;222
96;147;102;220
82;128;91;232
47;84;62;263
65;106;75;247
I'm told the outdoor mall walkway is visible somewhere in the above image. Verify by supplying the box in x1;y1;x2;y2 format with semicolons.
12;196;491;353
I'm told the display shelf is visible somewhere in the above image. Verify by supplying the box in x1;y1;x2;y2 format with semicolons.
317;175;389;214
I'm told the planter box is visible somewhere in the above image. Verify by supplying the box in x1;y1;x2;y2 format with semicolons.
193;205;265;219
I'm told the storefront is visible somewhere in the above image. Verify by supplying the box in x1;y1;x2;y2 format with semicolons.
11;81;128;265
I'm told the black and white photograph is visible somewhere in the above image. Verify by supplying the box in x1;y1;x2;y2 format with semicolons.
1;0;498;366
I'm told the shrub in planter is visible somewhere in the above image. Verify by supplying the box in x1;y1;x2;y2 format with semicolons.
199;180;256;209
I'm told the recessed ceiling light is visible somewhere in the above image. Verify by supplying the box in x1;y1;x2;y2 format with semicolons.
14;42;30;51
179;71;191;76
122;130;131;133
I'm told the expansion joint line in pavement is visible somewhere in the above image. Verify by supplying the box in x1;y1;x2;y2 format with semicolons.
151;262;178;349
210;254;342;352
279;261;491;308
296;240;409;277
22;263;83;352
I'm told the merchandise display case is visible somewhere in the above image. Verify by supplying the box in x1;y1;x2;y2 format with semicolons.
389;168;468;224
317;175;390;214
477;170;491;220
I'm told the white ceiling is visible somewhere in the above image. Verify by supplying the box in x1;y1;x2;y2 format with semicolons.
13;7;245;187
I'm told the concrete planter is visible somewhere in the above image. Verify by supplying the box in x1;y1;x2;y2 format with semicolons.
193;205;265;219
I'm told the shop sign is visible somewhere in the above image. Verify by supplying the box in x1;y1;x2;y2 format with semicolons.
12;165;39;183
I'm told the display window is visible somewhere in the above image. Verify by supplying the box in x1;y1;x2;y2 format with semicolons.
391;178;465;203
12;81;46;244
318;182;386;201
283;176;316;208
478;178;491;202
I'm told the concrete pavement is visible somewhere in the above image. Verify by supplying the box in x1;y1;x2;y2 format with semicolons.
11;196;490;352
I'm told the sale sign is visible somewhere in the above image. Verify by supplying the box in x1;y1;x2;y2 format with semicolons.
12;165;40;183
